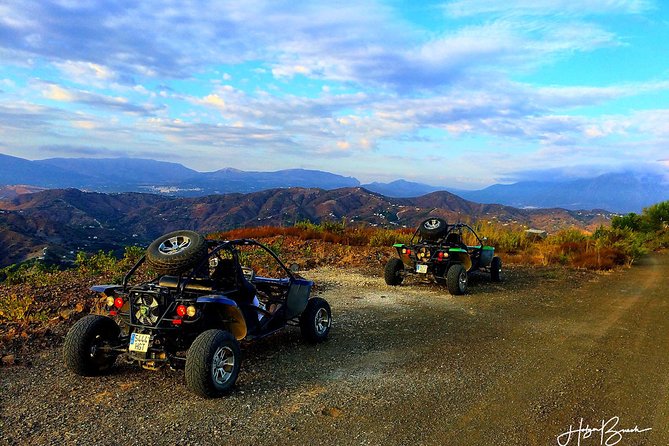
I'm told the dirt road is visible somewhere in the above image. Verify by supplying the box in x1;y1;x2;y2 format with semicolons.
1;254;668;445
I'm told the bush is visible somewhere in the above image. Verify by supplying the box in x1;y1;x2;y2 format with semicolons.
642;201;669;232
0;262;59;286
368;229;410;247
75;250;118;274
612;213;642;231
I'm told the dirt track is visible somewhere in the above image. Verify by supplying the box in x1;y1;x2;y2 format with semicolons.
1;254;668;445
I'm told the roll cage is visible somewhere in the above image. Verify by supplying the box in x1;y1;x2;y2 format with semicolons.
410;222;486;246
122;238;296;292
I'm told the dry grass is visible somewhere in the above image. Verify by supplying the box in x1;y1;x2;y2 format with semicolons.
214;221;643;271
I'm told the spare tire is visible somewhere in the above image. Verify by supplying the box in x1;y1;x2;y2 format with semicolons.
146;230;208;275
419;218;448;241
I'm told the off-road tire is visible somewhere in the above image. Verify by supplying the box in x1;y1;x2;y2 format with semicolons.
63;315;120;376
491;256;502;282
447;263;468;295
300;298;332;343
185;330;241;398
146;230;207;275
384;258;404;285
419;218;448;241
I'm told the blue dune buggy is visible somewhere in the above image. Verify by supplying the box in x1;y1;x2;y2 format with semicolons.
63;230;331;398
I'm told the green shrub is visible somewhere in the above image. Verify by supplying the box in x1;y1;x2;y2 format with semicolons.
75;250;118;274
642;201;669;232
0;262;59;286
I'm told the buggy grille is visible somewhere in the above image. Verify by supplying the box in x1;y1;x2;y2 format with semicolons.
130;290;164;326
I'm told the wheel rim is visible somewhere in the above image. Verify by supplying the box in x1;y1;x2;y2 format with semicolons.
459;270;467;291
211;346;235;385
89;333;114;368
424;219;441;230
314;307;330;335
158;235;192;255
89;334;104;358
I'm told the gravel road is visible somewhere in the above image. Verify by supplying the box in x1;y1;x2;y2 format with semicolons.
1;254;668;446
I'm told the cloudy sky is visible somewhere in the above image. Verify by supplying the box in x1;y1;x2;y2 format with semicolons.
1;0;668;188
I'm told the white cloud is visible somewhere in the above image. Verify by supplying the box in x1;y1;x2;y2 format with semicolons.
444;0;653;17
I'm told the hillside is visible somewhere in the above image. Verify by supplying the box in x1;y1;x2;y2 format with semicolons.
0;187;614;267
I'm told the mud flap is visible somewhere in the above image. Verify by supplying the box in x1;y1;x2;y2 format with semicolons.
285;279;312;319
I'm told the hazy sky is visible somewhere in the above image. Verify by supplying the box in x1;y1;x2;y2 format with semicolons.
1;0;668;188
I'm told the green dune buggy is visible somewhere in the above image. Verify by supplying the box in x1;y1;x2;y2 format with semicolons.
384;218;502;295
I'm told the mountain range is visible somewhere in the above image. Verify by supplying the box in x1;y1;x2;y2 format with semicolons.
0;154;667;213
0;186;614;267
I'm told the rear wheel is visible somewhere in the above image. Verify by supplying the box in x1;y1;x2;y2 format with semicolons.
447;264;468;295
491;256;502;282
300;298;332;343
63;315;120;376
384;258;404;285
185;330;241;398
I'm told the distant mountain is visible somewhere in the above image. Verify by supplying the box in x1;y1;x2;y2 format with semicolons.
1;154;667;212
0;155;360;196
0;187;614;267
458;172;668;213
185;168;360;194
0;154;96;188
361;179;442;197
38;157;200;185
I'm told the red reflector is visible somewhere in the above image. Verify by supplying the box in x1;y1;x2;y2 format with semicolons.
176;305;187;317
172;318;182;325
406;249;412;255
114;297;124;309
438;252;444;259
109;310;118;316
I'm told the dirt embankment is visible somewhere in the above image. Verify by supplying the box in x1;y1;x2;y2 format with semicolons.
2;254;668;445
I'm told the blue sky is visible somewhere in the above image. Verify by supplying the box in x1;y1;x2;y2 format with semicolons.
1;0;668;188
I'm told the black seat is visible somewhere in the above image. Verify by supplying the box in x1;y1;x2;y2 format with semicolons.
211;258;256;304
445;233;462;245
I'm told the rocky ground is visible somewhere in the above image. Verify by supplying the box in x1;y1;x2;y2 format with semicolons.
1;255;668;445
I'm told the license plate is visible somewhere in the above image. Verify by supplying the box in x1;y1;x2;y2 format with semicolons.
416;264;428;274
129;333;151;352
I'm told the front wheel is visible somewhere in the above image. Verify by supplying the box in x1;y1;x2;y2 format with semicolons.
63;315;120;376
447;264;468;295
185;330;241;398
300;298;332;343
491;256;502;282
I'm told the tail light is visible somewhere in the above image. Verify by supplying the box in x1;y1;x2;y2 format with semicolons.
114;297;124;309
176;305;187;317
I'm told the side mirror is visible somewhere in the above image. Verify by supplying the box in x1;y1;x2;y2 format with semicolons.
289;263;300;273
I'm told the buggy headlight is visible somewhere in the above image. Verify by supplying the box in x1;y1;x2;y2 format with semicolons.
186;306;197;317
105;296;115;307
